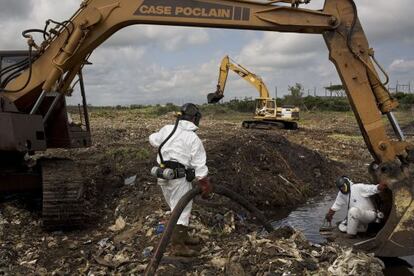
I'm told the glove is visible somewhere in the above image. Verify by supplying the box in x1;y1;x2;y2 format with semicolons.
197;177;213;199
325;209;335;222
378;182;388;192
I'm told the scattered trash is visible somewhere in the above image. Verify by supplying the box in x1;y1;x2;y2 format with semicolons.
19;259;37;266
83;240;93;245
68;242;78;250
113;222;142;245
210;257;227;269
142;246;154;258
124;175;137;185
108;216;126;232
155;221;165;235
328;248;385;275
319;219;335;240
223;211;235;234
98;238;111;248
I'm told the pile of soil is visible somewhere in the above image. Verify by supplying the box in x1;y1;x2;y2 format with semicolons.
207;131;343;212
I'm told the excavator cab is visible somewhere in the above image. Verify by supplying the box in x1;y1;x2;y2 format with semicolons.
254;98;277;118
0;50;92;150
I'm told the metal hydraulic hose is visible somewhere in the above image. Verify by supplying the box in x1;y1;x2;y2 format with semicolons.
144;184;273;276
0;46;34;93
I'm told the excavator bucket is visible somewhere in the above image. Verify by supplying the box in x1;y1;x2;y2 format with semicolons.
207;92;224;104
355;164;414;257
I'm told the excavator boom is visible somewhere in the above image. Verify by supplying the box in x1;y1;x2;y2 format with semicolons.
1;0;414;256
207;55;299;129
208;55;270;103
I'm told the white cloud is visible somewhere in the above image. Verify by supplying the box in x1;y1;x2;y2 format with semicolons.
357;0;414;44
237;33;323;70
0;0;33;20
389;59;414;73
102;26;210;51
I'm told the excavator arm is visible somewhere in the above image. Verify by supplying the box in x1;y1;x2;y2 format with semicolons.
1;0;414;256
207;55;270;103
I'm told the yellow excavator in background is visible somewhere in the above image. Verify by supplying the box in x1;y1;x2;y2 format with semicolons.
1;0;414;257
208;55;300;129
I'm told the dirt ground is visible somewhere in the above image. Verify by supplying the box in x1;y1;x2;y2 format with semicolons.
0;109;412;275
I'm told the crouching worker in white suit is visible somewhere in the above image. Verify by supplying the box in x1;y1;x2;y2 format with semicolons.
149;103;212;257
325;176;387;238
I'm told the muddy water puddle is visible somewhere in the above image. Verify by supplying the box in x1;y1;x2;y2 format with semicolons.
272;192;414;275
272;193;346;244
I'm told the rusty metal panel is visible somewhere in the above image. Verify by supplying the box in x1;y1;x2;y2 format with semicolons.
0;113;46;152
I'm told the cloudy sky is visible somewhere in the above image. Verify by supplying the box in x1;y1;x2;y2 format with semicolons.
0;0;413;106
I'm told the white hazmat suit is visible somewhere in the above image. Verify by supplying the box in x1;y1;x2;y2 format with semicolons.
149;120;208;226
330;183;381;235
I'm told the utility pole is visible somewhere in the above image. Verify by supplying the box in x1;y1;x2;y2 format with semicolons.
275;86;278;100
275;85;279;106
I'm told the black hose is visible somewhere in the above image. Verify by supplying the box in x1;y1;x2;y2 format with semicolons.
144;186;202;276
46;19;75;46
158;117;180;165
43;20;51;41
48;19;73;37
0;56;29;74
0;59;29;81
144;184;273;276
0;46;34;93
22;29;50;39
1;67;29;88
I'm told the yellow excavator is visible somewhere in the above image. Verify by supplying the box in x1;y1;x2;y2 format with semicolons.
1;0;414;257
208;55;300;129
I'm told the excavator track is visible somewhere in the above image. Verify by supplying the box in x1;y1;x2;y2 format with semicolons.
41;159;85;229
242;120;298;130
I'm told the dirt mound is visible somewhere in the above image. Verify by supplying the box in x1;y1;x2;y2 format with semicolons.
206;131;343;212
401;121;414;135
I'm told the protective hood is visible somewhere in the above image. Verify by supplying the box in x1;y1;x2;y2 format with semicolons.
178;120;199;132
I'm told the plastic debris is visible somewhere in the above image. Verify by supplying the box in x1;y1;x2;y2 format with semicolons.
108;216;126;232
328;248;385;275
142;246;154;258
124;175;137;185
155;221;165;235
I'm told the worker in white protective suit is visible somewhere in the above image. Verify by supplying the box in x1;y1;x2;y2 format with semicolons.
325;176;387;238
149;103;211;257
